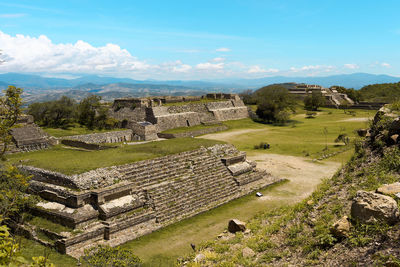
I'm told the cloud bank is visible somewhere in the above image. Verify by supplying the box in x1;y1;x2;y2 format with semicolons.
0;31;392;79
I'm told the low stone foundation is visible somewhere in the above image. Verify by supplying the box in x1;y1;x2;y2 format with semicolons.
157;125;228;139
63;130;133;144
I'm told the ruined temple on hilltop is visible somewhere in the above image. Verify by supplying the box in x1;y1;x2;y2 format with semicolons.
109;93;249;141
15;144;281;257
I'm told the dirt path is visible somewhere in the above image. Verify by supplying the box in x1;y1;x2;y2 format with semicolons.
249;153;340;203
200;128;265;142
338;117;369;122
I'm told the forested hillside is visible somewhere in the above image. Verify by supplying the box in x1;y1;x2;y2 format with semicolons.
359;82;400;103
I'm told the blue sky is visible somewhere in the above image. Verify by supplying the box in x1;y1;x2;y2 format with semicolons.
0;0;399;80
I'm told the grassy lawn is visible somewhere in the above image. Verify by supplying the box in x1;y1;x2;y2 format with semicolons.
207;108;375;162
7;138;224;174
18;238;78;267
42;124;124;138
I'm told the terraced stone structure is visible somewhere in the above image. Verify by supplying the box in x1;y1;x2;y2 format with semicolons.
1;115;52;153
18;144;280;257
110;93;249;140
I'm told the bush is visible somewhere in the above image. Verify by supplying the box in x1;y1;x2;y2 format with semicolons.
254;142;270;149
81;245;141;267
305;111;317;119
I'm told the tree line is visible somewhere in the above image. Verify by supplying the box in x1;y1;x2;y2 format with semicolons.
27;95;119;129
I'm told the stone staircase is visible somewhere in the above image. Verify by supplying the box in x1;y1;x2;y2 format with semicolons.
147;153;238;222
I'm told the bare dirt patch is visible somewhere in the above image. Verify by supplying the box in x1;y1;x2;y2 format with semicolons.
338;117;370;122
199;129;265;142
249;153;341;203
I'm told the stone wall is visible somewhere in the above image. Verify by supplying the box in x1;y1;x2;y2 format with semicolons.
19;144;282;257
108;94;249;140
157;125;228;139
63;130;133;144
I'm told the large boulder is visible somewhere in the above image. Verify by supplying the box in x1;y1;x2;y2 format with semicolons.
228;219;246;233
351;190;400;224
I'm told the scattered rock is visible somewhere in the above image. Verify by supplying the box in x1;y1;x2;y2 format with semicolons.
330;216;350;238
377;182;400;195
389;118;400;136
231;244;242;250
194;253;205;263
307;199;314;205
357;128;368;137
242;247;255;258
244;229;251;235
390;134;399;144
228;219;246;233
351;190;400;224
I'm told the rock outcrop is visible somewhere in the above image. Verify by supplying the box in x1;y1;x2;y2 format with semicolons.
228;219;246;233
351;190;400;224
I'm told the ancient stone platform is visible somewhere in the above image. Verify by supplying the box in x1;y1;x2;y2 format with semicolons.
17;144;281;257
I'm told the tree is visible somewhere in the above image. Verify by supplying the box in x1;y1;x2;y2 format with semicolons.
81;245;141;267
334;86;363;103
0;85;42;266
78;95;102;129
27;96;76;127
0;86;23;160
304;91;325;111
239;89;255;105
254;85;296;124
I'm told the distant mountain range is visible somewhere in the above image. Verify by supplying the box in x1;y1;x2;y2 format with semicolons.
0;72;398;104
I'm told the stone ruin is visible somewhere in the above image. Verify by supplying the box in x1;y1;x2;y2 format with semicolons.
14;144;281;257
110;93;249;140
3;93;249;151
2;115;53;154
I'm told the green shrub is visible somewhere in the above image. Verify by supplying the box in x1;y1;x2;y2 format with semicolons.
81;245;141;267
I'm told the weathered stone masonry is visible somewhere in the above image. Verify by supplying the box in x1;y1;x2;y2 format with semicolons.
110;93;249;140
18;144;281;257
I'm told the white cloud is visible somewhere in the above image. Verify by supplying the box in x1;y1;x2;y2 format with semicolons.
381;62;391;68
0;31;150;74
196;62;224;71
172;64;192;73
215;47;231;52
343;63;359;69
248;65;279;74
211;57;225;62
0;13;26;18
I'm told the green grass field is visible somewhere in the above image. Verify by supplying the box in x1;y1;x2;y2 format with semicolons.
216;108;375;162
6;138;224;174
42;124;124;138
